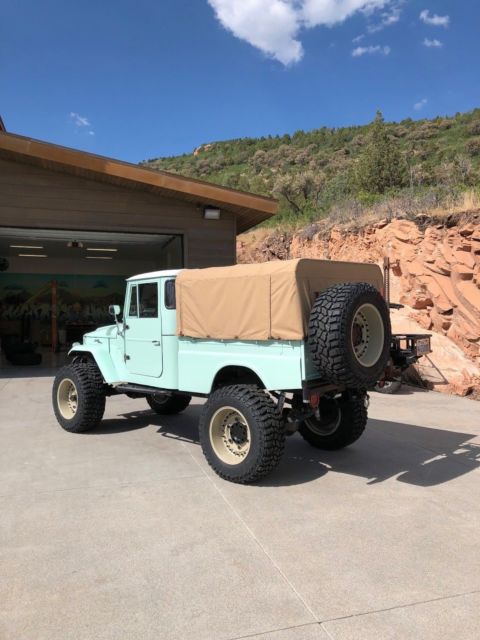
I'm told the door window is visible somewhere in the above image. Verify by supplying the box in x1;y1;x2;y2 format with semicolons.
139;283;158;318
128;285;138;317
165;279;176;310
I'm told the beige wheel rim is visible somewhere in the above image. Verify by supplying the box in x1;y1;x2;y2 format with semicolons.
351;303;385;367
57;378;78;420
209;406;251;465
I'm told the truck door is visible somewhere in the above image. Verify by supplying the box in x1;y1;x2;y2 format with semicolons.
124;281;163;378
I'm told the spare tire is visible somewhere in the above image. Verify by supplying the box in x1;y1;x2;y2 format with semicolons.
308;282;391;388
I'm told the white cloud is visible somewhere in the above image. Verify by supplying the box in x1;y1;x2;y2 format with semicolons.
69;112;95;136
353;33;365;42
207;0;302;65
420;9;449;27
367;1;402;33
423;37;442;48
70;112;91;127
352;44;391;57
301;0;388;27
208;0;394;65
414;98;428;110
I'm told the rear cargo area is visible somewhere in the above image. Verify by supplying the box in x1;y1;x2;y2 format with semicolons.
176;258;383;341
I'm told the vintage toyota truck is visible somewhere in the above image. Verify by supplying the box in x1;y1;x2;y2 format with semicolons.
52;259;431;483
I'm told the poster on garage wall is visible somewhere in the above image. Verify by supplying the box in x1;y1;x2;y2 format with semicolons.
0;273;126;327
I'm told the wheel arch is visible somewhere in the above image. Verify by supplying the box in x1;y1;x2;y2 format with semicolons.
211;365;265;393
68;347;118;384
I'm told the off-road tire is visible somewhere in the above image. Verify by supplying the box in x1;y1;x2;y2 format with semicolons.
308;282;391;388
299;391;368;450
147;392;192;415
199;385;285;484
52;362;106;433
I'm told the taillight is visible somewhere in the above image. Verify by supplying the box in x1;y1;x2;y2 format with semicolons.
309;392;320;409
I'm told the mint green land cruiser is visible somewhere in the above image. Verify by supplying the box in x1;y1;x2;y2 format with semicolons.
52;259;431;483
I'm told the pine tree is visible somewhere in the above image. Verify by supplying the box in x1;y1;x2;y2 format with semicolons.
355;111;406;194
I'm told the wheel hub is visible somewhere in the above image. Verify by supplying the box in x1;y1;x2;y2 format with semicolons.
351;303;385;368
352;311;369;360
229;421;248;445
209;407;251;465
305;398;342;436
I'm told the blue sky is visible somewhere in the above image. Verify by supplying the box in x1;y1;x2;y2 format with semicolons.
1;0;478;163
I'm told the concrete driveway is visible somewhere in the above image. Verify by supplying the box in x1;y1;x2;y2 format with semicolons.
1;373;480;640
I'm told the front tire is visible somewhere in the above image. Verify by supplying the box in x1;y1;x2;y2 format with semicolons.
147;392;191;415
199;385;285;484
52;362;106;433
299;392;368;450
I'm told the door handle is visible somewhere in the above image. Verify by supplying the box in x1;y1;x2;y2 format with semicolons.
152;340;161;345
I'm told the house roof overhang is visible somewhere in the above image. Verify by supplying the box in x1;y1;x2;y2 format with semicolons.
0;131;277;233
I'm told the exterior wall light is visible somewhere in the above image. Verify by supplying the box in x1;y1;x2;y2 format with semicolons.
203;206;221;220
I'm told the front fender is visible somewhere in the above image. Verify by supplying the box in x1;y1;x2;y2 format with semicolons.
69;345;120;384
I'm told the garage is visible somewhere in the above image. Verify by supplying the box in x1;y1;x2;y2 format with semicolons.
0;125;276;370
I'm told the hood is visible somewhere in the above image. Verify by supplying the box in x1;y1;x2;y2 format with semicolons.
83;324;118;340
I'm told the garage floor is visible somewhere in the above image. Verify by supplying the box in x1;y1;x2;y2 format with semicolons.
0;348;67;375
1;375;480;640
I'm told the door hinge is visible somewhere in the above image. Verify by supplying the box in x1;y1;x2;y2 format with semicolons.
124;354;130;362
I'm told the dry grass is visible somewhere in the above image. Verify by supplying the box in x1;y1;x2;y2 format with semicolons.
324;189;480;231
239;190;480;250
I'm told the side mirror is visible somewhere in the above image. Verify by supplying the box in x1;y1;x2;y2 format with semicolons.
109;304;124;335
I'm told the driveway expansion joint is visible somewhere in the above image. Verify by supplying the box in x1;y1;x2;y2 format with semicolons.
226;621;322;640
320;587;480;625
181;441;319;624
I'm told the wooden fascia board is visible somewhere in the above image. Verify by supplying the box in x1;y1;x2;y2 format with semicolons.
0;133;277;217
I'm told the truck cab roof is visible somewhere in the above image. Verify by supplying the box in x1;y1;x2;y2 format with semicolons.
127;269;182;282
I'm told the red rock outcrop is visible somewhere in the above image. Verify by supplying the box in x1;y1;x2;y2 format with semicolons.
237;213;480;396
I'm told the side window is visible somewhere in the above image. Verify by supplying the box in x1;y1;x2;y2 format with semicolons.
165;279;176;310
139;283;158;318
128;285;138;317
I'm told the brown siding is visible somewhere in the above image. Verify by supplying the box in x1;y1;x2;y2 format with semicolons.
0;158;236;267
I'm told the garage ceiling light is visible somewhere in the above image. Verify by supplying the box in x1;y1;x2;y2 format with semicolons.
86;256;113;260
18;253;48;258
86;247;118;252
10;244;44;249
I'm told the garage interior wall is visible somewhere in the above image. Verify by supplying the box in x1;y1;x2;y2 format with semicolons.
0;229;183;353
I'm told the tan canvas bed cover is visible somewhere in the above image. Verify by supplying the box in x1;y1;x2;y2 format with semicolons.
176;258;384;341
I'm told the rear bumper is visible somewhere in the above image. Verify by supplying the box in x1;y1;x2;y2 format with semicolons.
301;333;432;400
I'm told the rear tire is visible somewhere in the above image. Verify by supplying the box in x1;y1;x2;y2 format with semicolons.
299;392;368;450
199;385;285;483
147;392;191;415
308;282;391;388
52;362;105;433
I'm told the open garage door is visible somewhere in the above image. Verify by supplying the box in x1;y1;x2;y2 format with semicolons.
0;228;183;370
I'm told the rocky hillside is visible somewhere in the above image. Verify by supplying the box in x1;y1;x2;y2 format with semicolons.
237;210;480;397
144;109;480;227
